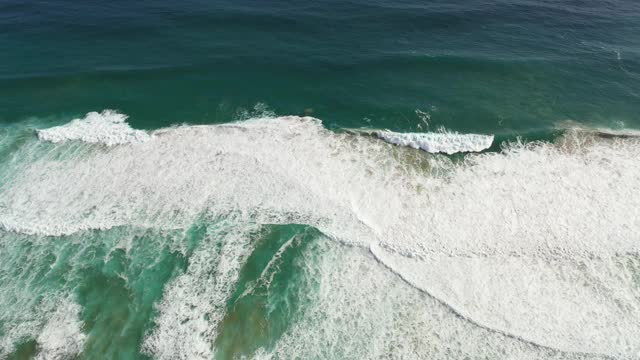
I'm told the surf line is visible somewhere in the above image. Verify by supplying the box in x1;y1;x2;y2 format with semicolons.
368;242;615;360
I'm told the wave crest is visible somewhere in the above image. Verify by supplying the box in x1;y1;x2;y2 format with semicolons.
37;110;150;146
362;129;494;154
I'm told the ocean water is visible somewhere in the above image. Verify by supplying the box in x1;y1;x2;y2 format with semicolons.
1;0;640;359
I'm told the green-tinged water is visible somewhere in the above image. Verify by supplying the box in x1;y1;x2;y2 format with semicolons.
2;0;640;359
1;220;325;359
0;227;185;359
214;225;319;359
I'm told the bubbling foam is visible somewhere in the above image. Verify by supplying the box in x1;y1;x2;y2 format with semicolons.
142;221;258;360
1;114;640;357
374;129;494;154
259;239;602;360
34;300;85;360
37;110;150;146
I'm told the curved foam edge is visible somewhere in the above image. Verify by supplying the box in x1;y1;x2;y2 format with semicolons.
36;110;151;146
262;240;574;360
356;129;494;154
370;243;640;358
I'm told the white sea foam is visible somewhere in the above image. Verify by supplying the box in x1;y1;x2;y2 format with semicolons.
259;240;593;360
36;110;150;146
142;221;257;360
371;245;640;357
374;129;494;154
35;301;85;360
1;113;640;357
0;291;84;359
556;119;640;138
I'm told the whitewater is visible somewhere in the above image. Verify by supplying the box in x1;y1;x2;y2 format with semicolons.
1;110;639;359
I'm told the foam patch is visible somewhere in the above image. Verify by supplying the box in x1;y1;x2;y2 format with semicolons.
374;130;494;154
37;110;150;146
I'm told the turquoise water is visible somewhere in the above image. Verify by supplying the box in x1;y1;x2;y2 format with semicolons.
1;1;640;359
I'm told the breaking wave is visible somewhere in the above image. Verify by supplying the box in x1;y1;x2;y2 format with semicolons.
1;111;640;358
36;110;151;146
373;129;494;154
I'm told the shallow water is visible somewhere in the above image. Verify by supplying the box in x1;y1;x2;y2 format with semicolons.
1;0;640;359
